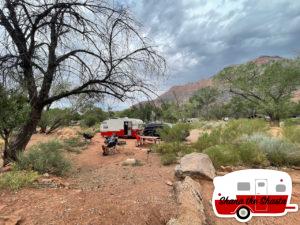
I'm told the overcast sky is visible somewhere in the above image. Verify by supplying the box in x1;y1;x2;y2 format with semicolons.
109;0;300;110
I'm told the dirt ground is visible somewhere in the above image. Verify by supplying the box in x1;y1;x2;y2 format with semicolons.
0;134;178;225
0;133;300;225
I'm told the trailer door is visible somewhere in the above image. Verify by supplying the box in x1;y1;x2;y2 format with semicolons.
124;121;132;136
255;179;268;211
127;121;132;136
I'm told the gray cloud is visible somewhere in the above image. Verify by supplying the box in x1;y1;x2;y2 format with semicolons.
122;0;300;92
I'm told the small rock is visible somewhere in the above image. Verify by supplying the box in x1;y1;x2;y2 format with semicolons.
40;178;53;184
122;158;137;166
220;165;233;172
43;173;50;177
165;180;173;186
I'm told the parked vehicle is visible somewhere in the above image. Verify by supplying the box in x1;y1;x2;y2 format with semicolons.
100;117;143;138
212;169;298;222
142;123;165;137
140;122;172;137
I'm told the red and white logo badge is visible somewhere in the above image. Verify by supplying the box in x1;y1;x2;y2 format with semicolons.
212;169;298;222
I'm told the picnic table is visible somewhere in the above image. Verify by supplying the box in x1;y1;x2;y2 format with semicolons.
136;136;161;147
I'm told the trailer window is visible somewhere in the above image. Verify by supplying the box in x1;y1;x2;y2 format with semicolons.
276;184;286;192
258;182;265;187
237;182;250;191
103;125;108;129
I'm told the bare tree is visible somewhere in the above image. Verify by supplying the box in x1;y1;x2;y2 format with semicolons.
0;0;165;161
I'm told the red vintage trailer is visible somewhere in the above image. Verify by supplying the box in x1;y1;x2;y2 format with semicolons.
212;169;298;222
100;117;143;138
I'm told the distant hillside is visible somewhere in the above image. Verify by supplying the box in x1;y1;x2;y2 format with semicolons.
157;79;212;103
155;56;285;104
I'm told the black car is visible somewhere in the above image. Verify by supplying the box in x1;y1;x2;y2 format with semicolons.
142;123;167;137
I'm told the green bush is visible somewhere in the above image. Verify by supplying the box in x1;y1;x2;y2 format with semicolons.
158;123;191;142
63;137;87;153
153;142;195;165
0;170;39;190
193;119;268;152
283;118;300;126
16;141;71;176
82;115;98;127
283;125;300;144
221;119;267;143
193;130;222;152
122;159;144;167
201;121;225;130
81;107;108;127
153;142;194;155
204;145;240;168
161;153;177;165
237;142;269;167
241;133;300;166
203;142;269;168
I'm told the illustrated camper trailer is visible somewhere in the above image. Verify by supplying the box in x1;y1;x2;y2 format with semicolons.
212;169;298;222
100;117;143;138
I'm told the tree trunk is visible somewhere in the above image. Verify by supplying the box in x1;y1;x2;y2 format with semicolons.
4;105;43;162
269;114;280;127
40;126;47;133
3;136;9;165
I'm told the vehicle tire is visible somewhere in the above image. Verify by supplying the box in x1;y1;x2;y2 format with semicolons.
236;206;250;220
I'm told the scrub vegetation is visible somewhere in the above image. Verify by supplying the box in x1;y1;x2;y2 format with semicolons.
154;119;300;168
16;141;72;176
0;170;39;191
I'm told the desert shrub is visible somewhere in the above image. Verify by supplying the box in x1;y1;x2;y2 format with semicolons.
193;129;222;152
283;118;300;126
153;142;194;155
204;145;241;168
221;119;267;143
201;121;225;130
0;170;39;190
153;142;195;165
237;142;269;167
16;141;71;176
158;123;191;142
190;121;206;129
63;137;87;153
79;128;97;137
160;153;177;165
63;137;86;148
193;119;268;152
82;115;98;127
283;125;300;144
122;159;144;167
241;133;300;166
132;159;144;167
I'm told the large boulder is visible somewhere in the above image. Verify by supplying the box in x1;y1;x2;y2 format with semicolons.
167;176;207;225
175;153;215;180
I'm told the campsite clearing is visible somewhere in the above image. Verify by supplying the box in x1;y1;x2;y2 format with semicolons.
0;132;299;225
